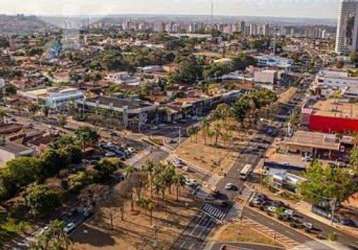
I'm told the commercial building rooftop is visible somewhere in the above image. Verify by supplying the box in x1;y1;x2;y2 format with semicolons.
283;130;341;151
0;141;32;155
312;99;358;119
83;96;156;111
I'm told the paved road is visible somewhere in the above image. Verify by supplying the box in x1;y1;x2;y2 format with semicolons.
243;208;315;245
210;242;284;250
172;204;230;250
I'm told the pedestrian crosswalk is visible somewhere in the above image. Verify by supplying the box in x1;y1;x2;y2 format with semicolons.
242;218;300;248
201;203;227;221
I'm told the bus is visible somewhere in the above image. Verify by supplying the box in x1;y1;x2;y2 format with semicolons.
239;164;253;180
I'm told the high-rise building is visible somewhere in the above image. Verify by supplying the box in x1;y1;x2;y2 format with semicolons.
249;23;258;36
335;0;358;54
239;21;246;34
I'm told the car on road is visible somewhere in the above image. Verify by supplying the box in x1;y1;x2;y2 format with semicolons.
64;222;76;234
224;183;237;190
303;222;313;230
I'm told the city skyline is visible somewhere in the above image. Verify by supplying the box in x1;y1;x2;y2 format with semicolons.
0;0;341;19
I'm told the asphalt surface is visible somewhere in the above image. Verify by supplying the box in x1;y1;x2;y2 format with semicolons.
210;242;284;250
172;204;230;250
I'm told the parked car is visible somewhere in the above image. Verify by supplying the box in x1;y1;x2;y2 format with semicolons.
64;222;76;234
224;183;235;190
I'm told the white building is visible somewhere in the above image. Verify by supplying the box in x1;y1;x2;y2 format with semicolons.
315;69;358;87
254;70;277;84
106;72;141;86
19;87;84;109
335;0;358;54
255;55;293;70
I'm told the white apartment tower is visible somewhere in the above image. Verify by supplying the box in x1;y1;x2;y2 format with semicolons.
335;0;358;54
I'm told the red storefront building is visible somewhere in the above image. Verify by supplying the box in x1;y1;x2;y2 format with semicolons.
303;99;358;133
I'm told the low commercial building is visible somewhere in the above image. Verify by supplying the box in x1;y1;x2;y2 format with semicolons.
315;69;358;88
281;130;350;160
19;87;84;109
255;55;293;70
0;140;34;165
105;72;141;86
303;99;358;133
77;96;158;129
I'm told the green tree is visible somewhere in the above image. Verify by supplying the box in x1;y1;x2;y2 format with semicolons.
94;158;118;182
74;127;99;151
137;197;155;225
300;161;357;205
40;149;65;178
173;174;186;201
0;108;6;124
6;157;42;187
143;161;156;197
25;185;62;216
351;51;358;66
350;147;358;173
68;171;93;192
32;219;71;250
168;56;203;84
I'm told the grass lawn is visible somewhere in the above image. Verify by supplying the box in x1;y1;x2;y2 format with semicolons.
213;221;282;247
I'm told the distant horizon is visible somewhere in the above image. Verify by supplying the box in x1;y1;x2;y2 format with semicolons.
0;0;340;19
0;13;337;21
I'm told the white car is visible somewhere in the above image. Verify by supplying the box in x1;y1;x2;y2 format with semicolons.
127;147;136;154
225;183;234;190
266;206;277;213
303;222;313;230
64;222;76;234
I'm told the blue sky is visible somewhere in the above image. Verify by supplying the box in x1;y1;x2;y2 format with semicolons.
0;0;339;19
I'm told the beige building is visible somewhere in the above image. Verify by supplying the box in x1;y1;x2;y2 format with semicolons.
0;141;34;166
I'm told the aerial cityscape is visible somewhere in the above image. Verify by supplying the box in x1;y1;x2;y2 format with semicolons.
0;0;357;250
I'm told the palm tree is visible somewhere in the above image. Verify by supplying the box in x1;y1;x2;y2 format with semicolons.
202;118;210;145
143;161;155;197
137;197;155;225
173;174;186;201
124;165;136;211
213;122;222;146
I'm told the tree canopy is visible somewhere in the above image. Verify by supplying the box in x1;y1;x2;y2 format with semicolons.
300;161;357;205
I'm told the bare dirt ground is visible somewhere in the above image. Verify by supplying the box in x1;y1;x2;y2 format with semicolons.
212;221;283;247
277;87;297;104
71;189;200;250
175;120;248;176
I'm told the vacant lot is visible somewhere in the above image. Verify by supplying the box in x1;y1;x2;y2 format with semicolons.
212;221;282;247
175;120;248;176
72;189;200;250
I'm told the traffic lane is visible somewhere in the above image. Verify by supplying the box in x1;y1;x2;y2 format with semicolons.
211;242;284;250
291;210;358;247
175;213;217;250
242;208;328;247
